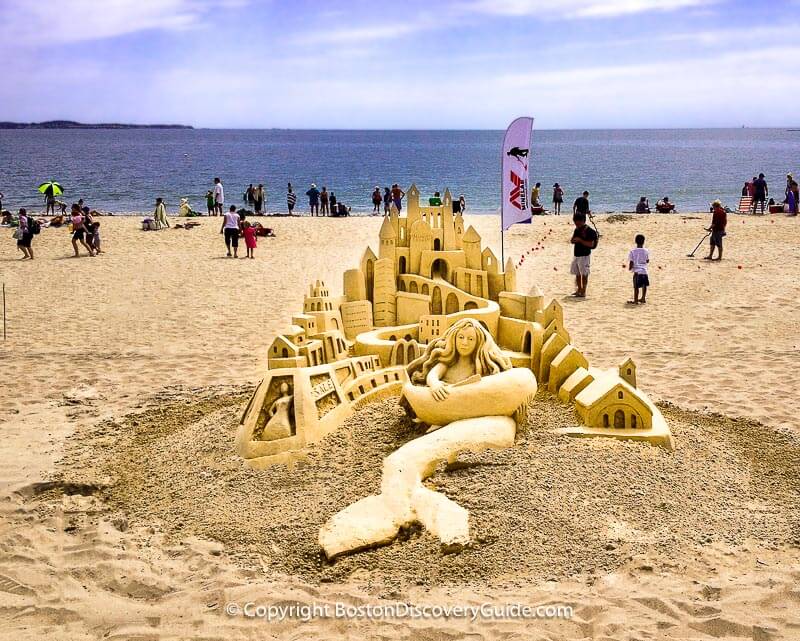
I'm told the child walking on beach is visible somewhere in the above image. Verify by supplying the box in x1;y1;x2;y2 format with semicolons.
243;220;257;259
627;234;650;305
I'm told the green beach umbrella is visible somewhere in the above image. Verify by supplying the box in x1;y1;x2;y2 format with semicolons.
38;181;64;197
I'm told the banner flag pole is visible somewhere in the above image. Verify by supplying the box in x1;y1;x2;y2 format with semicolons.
500;117;534;269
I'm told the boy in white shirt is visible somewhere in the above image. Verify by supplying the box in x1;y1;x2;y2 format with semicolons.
627;234;650;305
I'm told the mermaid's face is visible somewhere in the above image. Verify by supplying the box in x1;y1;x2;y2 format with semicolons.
455;326;477;356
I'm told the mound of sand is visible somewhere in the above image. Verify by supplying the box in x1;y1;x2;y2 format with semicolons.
43;388;800;590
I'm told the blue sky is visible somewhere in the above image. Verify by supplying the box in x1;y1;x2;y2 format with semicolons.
2;0;798;129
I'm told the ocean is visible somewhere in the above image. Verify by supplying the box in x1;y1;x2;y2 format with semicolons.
0;128;797;214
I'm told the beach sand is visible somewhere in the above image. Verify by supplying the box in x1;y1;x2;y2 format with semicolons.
1;213;799;639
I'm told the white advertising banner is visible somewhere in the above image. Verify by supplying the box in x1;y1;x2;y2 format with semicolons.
501;116;533;231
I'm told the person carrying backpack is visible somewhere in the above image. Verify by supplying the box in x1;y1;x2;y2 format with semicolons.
17;208;35;259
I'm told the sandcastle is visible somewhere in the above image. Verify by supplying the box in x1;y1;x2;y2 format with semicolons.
236;185;674;557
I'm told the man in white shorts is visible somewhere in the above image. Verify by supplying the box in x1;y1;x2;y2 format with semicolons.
569;211;598;298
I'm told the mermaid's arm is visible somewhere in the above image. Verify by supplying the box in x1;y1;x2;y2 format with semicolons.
426;363;450;401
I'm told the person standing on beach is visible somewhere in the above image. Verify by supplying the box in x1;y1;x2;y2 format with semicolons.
383;187;392;214
253;184;265;215
242;220;257;259
306;183;320;216
206;190;214;216
16;208;34;260
704;199;727;261
213;178;224;216
569;211;598;298
220;205;241;257
154;197;169;230
45;190;57;216
752;173;767;214
786;180;798;216
553;183;564;215
627;234;649;305
391;184;405;212
372;187;382;214
329;191;337;214
0;191;4;212
459;194;466;214
287;183;296;215
320;187;330;216
573;191;590;218
82;207;96;251
70;204;93;257
245;184;254;207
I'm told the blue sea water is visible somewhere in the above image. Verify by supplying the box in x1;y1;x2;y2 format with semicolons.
0;128;797;214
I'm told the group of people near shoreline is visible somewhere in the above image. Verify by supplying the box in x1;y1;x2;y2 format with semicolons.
199;178;470;217
529;182;675;215
740;173;799;215
5;201;101;260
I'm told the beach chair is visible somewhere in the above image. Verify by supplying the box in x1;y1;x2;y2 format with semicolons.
737;196;753;214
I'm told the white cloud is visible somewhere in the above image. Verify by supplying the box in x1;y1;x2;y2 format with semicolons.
461;0;718;19
0;0;247;45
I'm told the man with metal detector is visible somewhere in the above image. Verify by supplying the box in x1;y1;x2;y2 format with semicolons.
704;199;727;261
574;190;601;238
570;208;598;298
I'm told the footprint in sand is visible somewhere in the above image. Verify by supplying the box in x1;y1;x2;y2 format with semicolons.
0;574;35;597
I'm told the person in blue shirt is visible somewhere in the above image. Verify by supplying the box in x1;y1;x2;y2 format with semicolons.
306;183;321;216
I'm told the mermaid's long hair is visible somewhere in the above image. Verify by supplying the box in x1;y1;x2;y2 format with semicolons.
407;318;511;384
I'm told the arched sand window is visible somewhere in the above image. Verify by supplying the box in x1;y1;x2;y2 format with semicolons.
614;410;625;429
631;415;638;428
618;391;624;400
603;414;609;427
282;348;288;358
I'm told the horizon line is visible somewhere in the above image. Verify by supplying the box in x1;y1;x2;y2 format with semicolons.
2;124;799;132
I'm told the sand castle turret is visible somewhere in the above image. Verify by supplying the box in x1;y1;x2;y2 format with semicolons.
379;215;397;261
406;184;421;225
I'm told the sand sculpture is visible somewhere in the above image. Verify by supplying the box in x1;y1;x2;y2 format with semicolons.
236;184;674;556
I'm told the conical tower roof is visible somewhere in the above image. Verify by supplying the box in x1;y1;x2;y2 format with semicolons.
463;225;481;243
379;215;397;239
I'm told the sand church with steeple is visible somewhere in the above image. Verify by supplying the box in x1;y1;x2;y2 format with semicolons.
355;184;517;329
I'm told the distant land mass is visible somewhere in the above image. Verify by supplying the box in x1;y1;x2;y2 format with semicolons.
0;120;193;130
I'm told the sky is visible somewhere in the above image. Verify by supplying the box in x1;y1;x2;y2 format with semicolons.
1;0;798;129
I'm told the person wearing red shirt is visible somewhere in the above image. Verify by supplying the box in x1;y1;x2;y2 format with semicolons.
705;199;727;261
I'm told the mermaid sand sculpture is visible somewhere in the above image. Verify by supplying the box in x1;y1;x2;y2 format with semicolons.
236;184;674;556
319;319;536;557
